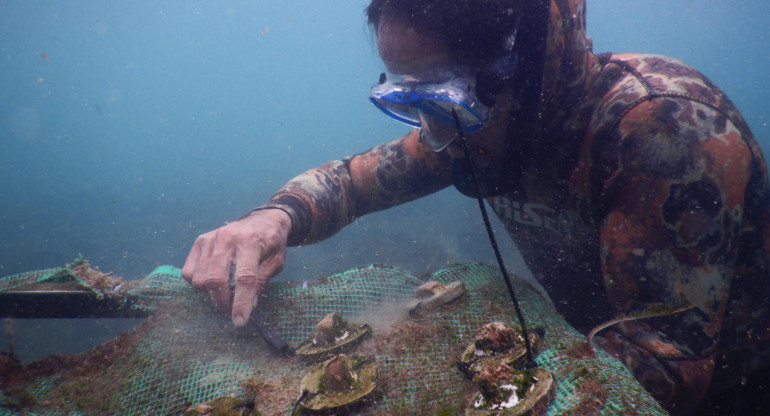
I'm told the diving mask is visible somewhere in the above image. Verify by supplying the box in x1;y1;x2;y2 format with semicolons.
369;68;492;152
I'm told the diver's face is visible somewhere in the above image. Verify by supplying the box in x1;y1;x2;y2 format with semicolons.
376;15;513;167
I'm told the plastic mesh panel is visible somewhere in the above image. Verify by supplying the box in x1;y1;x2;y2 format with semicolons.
1;262;668;415
123;265;199;309
0;266;68;292
260;264;424;345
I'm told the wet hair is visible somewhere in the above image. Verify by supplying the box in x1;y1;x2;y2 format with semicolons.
366;0;521;67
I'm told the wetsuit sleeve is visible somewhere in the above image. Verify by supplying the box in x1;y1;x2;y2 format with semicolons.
258;129;452;245
592;96;754;413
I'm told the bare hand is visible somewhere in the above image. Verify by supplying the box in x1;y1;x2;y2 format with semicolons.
181;208;291;327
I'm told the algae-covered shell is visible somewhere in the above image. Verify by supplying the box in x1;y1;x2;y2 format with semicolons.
296;354;378;414
406;280;466;315
295;315;372;362
183;396;255;416
465;367;555;416
459;323;540;378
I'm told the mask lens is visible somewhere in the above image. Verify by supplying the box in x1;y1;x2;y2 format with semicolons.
420;99;484;131
419;111;461;152
369;85;422;127
369;72;491;149
371;98;420;126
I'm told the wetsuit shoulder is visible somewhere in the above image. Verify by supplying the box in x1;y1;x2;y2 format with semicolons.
593;53;751;136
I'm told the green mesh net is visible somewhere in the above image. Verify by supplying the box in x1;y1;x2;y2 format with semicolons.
0;261;669;415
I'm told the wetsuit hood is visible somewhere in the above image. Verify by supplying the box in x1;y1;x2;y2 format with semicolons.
506;0;598;133
540;0;598;119
452;0;599;198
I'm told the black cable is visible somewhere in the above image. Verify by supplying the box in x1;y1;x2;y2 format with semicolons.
291;389;310;415
451;110;536;368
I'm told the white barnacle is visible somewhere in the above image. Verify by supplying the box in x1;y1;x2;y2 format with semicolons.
473;377;539;410
334;330;350;343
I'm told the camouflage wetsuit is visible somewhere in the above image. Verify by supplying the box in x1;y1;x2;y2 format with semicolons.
257;0;770;413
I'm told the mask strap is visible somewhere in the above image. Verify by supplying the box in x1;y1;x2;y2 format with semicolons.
476;17;521;108
451;109;536;368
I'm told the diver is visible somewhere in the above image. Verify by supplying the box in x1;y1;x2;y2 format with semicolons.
182;1;770;414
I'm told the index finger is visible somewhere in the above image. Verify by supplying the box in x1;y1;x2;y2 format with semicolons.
230;253;261;327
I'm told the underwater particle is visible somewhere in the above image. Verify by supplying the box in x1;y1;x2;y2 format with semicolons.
7;107;42;144
406;280;466;315
296;354;378;414
296;313;372;362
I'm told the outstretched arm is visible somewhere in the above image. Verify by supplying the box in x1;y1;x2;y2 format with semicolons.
265;128;453;245
182;129;452;326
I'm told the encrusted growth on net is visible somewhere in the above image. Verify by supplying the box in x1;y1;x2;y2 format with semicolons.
0;262;668;415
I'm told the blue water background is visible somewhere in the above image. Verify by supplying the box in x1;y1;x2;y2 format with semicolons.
1;0;768;361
